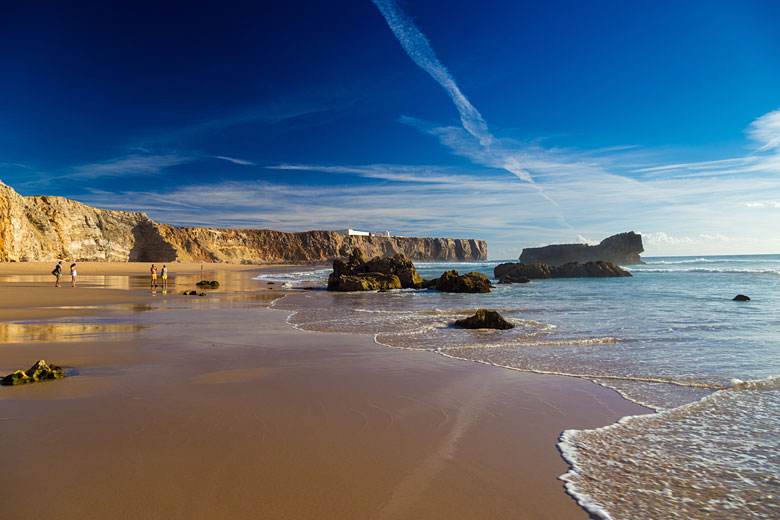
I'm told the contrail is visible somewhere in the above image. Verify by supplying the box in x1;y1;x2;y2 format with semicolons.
371;0;492;147
371;0;565;212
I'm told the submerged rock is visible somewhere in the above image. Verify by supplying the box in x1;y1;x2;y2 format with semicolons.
494;261;631;281
328;248;421;291
733;294;751;301
196;280;220;288
2;360;66;386
495;263;552;281
552;261;632;278
422;270;492;293
498;275;530;284
454;309;514;330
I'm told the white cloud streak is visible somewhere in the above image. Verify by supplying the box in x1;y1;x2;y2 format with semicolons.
748;108;780;152
370;0;550;190
212;155;256;166
68;152;255;180
370;0;491;147
70;153;195;178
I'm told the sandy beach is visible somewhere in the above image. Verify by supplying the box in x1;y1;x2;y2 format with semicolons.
0;262;649;519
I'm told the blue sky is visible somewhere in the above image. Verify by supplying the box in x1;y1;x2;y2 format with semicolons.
2;0;779;258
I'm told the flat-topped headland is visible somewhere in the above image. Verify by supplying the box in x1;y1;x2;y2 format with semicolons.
0;181;486;264
519;231;644;266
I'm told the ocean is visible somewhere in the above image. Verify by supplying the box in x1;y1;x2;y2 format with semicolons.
260;255;780;519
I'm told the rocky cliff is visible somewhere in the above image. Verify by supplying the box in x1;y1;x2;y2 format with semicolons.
0;181;487;263
518;232;644;266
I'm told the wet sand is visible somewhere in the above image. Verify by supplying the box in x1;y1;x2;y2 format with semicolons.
0;263;649;519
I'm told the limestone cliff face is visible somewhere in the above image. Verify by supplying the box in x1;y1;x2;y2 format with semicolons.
0;182;487;263
518;232;644;266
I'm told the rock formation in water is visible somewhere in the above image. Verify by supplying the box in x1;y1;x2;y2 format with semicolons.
518;232;644;266
327;248;420;291
454;309;514;330
421;270;492;293
0;181;487;263
494;261;631;282
327;248;492;293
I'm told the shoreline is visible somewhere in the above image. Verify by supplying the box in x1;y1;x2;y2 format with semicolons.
0;262;650;519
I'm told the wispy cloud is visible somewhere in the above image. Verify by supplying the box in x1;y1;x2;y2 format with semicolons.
748;108;780;152
70;153;195;178
372;0;552;189
0;162;32;169
369;1;613;213
268;163;477;184
745;200;780;208
371;0;491;146
67;152;256;180
212;155;256;166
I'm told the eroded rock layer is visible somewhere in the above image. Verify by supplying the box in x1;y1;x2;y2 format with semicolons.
494;261;632;281
0;182;487;263
518;232;644;266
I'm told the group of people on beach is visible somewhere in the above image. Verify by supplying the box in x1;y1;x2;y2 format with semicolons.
149;264;168;290
51;262;168;290
51;261;77;287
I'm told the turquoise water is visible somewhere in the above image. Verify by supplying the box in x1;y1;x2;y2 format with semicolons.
263;255;780;519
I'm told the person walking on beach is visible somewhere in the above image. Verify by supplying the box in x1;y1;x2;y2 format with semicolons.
52;261;62;287
161;264;168;290
70;263;77;287
150;264;158;289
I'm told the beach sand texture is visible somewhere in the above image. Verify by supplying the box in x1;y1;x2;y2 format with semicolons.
0;263;648;519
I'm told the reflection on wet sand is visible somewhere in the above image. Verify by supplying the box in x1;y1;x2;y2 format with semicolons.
0;322;147;343
192;367;277;384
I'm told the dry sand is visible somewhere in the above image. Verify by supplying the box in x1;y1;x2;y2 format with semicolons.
0;263;649;519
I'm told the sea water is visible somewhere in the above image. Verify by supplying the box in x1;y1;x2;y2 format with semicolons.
262;255;780;519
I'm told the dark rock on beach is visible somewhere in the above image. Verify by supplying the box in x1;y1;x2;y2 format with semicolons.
422;270;492;293
454;309;514;330
196;280;220;288
495;261;631;282
733;294;751;301
333;273;402;292
2;360;66;386
328;248;421;291
519;231;644;266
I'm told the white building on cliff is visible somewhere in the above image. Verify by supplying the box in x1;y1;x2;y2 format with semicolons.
334;229;391;237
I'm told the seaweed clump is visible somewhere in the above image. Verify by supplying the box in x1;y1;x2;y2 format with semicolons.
2;360;66;386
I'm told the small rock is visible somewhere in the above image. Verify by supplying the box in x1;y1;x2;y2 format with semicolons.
454;309;514;330
196;280;220;288
2;360;66;386
733;294;751;301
